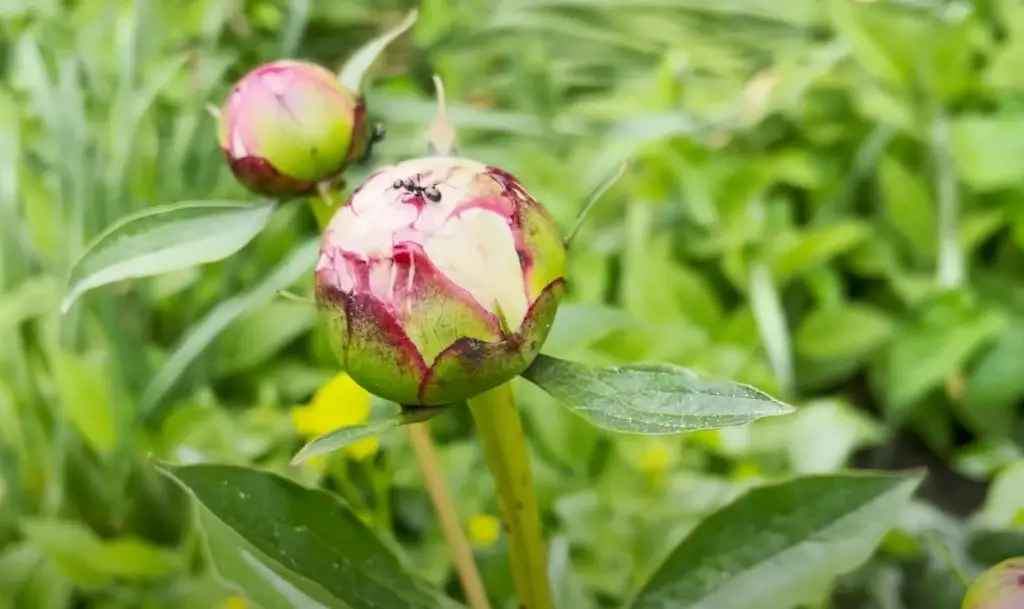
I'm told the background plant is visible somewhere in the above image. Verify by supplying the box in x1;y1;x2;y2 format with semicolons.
2;1;1024;609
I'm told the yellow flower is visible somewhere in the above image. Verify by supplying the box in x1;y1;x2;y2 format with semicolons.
223;596;246;609
639;442;673;474
290;372;379;460
467;513;501;548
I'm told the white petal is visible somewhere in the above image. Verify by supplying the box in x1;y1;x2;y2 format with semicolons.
422;208;528;331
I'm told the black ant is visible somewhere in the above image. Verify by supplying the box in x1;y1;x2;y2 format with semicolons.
392;175;442;202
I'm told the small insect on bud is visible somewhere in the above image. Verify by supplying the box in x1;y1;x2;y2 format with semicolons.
314;77;565;406
216;60;371;198
962;557;1024;609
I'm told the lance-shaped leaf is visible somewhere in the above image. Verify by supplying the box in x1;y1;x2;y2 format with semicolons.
291;402;450;465
162;463;458;609
61;200;276;313
338;10;419;94
630;472;924;609
141;238;320;424
564;162;627;247
521;354;794;434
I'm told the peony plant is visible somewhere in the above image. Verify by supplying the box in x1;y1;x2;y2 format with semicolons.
59;15;930;609
288;77;800;609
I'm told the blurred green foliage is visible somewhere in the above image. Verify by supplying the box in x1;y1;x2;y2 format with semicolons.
2;0;1024;608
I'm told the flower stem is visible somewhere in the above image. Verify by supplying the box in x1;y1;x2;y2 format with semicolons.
407;424;492;609
467;383;552;609
306;195;488;608
311;185;337;227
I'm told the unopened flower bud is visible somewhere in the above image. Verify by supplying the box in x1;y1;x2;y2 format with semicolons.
963;558;1024;609
216;60;366;198
314;156;566;405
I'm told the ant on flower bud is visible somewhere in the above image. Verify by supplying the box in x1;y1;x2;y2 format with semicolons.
392;175;442;202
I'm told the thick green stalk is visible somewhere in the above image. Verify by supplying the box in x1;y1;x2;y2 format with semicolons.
467;383;552;609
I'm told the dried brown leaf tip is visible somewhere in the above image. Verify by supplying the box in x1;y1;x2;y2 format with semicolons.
426;75;457;156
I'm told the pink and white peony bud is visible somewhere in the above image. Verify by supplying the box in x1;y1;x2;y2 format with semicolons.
216;60;368;198
314;154;566;405
963;558;1024;609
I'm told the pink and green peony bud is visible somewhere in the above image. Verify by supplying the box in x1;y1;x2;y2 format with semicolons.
216;60;366;198
963;558;1024;609
314;155;567;406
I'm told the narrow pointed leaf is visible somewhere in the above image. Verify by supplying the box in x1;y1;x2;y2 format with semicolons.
291;403;449;465
630;472;924;609
61;200;276;313
338;10;419;93
162;463;456;609
564;162;627;246
141;239;319;423
521;354;794;434
275;289;316;306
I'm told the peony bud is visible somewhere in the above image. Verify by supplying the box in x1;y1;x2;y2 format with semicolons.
314;156;567;406
963;558;1024;609
216;60;370;198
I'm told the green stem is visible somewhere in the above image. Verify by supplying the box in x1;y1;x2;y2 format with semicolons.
309;190;335;228
467;383;552;609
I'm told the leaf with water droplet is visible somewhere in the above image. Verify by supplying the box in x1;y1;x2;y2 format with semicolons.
631;472;924;609
161;463;460;609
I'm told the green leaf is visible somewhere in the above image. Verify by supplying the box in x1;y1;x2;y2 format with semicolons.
564;162;627;246
0;276;59;333
61;200;276;313
771;220;870;281
520;354;794;434
950;115;1024;191
878;155;936;257
978;462;1024;529
338;10;419;93
795;304;897;361
48;350;118;456
629;472;924;609
20;519;179;589
291;403;449;465
141;238;319;423
961;324;1024;436
749;262;793;396
785;399;887;475
196;508;337;609
825;0;908;87
542;303;633;354
0;543;73;609
162;463;455;609
216;300;318;376
882;307;1005;417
